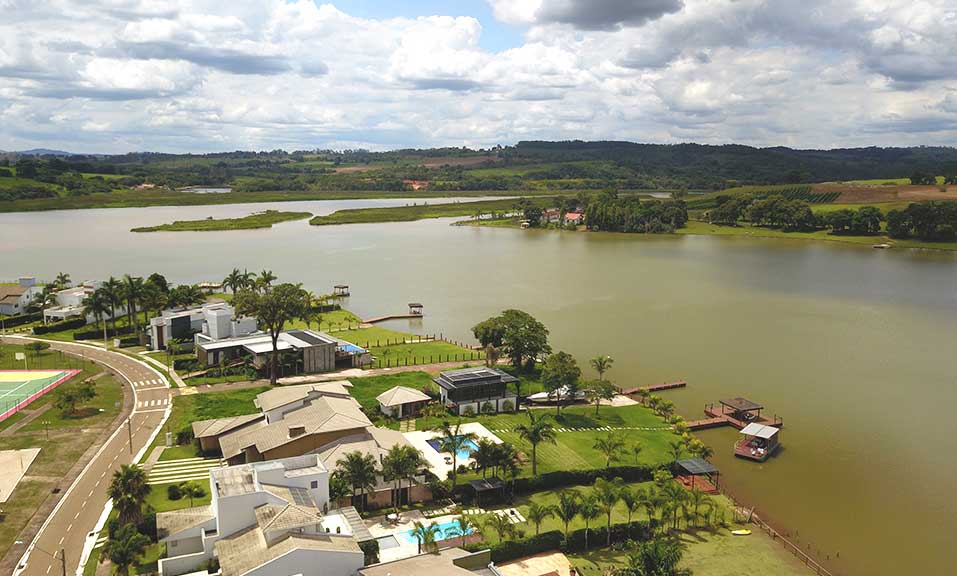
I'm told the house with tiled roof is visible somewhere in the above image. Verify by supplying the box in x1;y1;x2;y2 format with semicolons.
0;277;41;316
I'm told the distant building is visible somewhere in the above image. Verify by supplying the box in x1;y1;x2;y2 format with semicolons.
148;302;257;351
0;277;42;316
157;454;370;576
563;212;584;225
195;329;371;372
542;209;562;224
402;179;430;190
433;367;518;416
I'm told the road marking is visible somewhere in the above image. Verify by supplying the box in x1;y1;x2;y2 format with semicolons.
67;523;72;532
46;566;51;574
74;512;80;520
88;489;94;498
58;536;64;546
81;499;87;507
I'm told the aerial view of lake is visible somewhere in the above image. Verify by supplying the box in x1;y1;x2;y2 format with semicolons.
1;199;955;575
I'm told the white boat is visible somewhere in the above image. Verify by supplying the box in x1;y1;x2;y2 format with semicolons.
872;243;891;249
526;386;587;403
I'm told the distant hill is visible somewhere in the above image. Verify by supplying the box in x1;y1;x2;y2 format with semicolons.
15;148;76;156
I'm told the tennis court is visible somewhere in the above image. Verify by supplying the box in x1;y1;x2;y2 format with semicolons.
0;369;80;422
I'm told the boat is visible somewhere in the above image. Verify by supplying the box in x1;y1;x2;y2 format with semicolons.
872;243;891;249
731;529;752;536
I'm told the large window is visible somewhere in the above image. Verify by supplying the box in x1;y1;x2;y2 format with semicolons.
448;382;505;403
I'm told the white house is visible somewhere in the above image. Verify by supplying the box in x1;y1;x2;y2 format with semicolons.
42;282;97;323
157;454;370;576
0;277;42;316
148;302;257;351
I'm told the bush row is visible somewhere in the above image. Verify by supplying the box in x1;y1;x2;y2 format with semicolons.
0;311;41;328
471;519;655;563
73;325;134;340
32;317;87;334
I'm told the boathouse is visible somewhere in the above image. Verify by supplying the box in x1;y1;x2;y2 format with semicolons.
735;423;780;462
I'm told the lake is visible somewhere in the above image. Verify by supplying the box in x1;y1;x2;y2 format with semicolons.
1;198;955;575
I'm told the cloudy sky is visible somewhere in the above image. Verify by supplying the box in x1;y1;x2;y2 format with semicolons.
0;0;955;153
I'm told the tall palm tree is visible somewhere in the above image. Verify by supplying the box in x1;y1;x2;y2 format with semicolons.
668;439;685;463
590;355;614;383
514;409;556;476
410;521;441;554
631;442;643;465
483;512;515;542
593;432;626;468
637;486;663;534
168;284;205;309
54;272;71;289
661;481;688;531
83;290;110;346
579;495;601;550
101;523;149;576
101;277;123;335
686;488;713;528
399;445;426;506
383;444;424;508
121;274;145;332
433;420;477;484
594;476;624;546
526;502;555;535
139;281;168;324
256;269;277;292
223;268;244;295
339;451;377;512
621;487;641;524
554;491;581;541
108;464;151;526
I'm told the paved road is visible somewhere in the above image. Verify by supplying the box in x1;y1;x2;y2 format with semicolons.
4;338;170;576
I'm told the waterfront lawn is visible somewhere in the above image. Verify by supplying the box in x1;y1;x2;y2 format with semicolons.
131;210;312;232
368;340;484;367
347;371;435;412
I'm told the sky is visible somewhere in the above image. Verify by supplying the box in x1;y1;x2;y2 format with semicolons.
0;0;955;154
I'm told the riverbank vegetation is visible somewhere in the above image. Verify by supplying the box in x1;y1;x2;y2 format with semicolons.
309;197;552;225
131;210;312;232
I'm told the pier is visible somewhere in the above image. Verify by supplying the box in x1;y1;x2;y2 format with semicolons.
687;397;784;431
620;379;687;395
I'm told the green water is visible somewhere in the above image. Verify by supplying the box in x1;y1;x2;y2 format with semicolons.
1;202;955;574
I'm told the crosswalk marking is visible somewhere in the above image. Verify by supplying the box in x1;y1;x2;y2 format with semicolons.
136;398;169;408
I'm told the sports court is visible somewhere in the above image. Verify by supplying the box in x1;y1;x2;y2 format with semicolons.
0;369;81;422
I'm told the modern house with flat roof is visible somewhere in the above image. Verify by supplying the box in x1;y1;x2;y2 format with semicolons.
433;367;518;416
148;302;257;351
195;329;371;372
157;454;370;576
192;382;432;508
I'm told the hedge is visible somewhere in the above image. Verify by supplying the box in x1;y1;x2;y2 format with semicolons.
0;311;41;328
73;325;134;340
469;520;655;563
32;317;87;334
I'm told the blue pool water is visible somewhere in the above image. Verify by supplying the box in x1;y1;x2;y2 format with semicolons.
397;520;473;544
339;343;366;353
427;436;479;460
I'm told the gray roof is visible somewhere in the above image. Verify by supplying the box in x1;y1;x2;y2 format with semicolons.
192;413;265;439
254;381;353;413
376;385;431;407
433;367;518;390
156;505;215;541
314;427;415;472
216;527;361;576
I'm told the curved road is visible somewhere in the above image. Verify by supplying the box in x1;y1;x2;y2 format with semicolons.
4;338;171;576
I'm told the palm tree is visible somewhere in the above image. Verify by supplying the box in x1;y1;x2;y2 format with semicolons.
661;481;688;531
101;277;123;335
686;488;712;528
470;438;499;478
483;512;515;541
623;539;691;576
108;464;151;526
514;409;557;476
34;285;57;320
593;432;625;468
223;268;244;295
383;444;424;508
83;290;110;345
590;355;614;383
631;442;643;465
554;491;581;541
256;269;277;292
139;281;168;324
168;284;205;309
668;439;685;463
101;523;150;576
636;388;651;406
526;502;555;535
594;476;623;546
339;451;377;512
121;274;145;332
447;515;476;547
637;486;663;534
621;487;642;524
579;495;601;550
54;272;71;288
432;420;477;484
410;521;441;554
179;482;205;507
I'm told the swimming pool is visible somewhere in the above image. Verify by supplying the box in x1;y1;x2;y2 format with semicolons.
427;436;479;460
338;343;366;354
397;519;473;544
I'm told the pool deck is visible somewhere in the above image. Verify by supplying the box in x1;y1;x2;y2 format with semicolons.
402;422;503;480
366;510;467;563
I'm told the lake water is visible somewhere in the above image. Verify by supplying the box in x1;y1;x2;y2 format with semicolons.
1;198;956;575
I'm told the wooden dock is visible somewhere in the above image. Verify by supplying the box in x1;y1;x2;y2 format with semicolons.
687;402;784;431
362;313;422;324
620;379;687;395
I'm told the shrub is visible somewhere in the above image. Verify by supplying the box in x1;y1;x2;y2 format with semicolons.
501;399;514;412
359;539;380;564
73;325;134;340
462;406;476;417
470;530;563;563
167;484;182;501
33;317;86;335
481;401;496;415
0;311;41;328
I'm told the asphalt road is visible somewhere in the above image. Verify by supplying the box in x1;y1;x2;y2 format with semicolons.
5;338;170;576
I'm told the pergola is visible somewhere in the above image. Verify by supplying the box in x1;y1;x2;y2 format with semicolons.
469;477;505;506
333;285;350;297
676;458;720;493
408;303;424;315
719;397;764;422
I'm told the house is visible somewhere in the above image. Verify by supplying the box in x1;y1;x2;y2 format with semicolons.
0;277;42;316
402;179;430;190
359;548;496;576
148;302;257;351
195;329;371;372
42;283;96;323
157;454;370;576
376;386;431;419
433;367;519;416
192;382;432;508
542;209;562;224
563;212;584;226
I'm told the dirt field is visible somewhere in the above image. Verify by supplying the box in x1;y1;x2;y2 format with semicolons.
813;183;957;203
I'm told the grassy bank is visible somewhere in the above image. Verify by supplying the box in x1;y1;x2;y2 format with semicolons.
309;197;552;226
131;210;312;232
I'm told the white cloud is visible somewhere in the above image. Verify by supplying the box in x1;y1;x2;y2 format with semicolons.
0;0;954;152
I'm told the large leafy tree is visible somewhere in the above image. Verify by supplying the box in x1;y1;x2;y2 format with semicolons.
54;379;96;416
234;283;310;385
514;409;556;476
473;309;550;369
585;379;617;415
541;351;580;415
108;464;151;526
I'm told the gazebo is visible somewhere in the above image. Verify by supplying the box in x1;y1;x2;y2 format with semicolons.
469;477;505;507
376;386;431;419
735;423;780;462
408;303;423;316
718;397;764;423
333;285;350;297
675;458;720;494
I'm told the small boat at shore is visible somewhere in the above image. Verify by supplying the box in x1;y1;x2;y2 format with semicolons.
873;243;892;249
731;529;752;536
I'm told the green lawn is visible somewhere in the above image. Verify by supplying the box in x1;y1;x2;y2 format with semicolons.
131;210;312;232
347;371;436;412
146;480;213;513
158;444;203;461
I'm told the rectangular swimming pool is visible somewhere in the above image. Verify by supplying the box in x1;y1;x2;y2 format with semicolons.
426;436;479;460
397;519;473;544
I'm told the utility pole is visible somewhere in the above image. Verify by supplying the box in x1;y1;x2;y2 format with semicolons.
127;418;133;456
60;548;66;576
